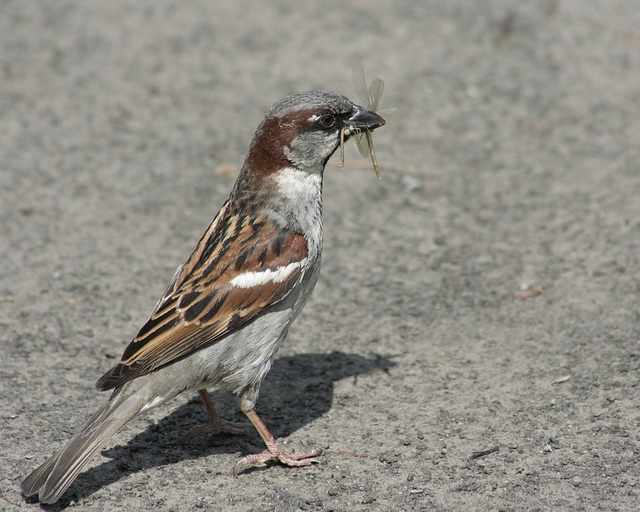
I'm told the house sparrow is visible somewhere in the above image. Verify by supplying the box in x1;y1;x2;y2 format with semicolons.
21;89;386;504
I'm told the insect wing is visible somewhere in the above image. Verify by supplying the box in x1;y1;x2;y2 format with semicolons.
368;78;385;112
352;63;370;108
355;132;370;157
351;63;389;169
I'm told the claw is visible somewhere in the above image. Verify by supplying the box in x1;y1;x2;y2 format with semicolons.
234;446;322;476
183;419;252;444
183;390;251;445
233;409;322;475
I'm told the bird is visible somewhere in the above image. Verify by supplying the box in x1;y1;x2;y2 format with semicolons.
21;89;386;504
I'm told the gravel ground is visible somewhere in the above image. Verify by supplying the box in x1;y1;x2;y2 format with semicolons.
2;1;640;511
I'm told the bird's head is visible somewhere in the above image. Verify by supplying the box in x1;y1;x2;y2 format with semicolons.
245;89;385;174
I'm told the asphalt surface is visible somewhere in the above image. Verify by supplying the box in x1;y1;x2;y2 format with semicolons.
2;1;640;511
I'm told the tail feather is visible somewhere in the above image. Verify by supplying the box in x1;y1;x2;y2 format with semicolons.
21;388;145;504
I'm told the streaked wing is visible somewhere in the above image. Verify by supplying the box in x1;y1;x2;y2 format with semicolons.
96;201;309;391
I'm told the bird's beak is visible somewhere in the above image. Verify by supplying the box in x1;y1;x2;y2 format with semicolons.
343;105;386;136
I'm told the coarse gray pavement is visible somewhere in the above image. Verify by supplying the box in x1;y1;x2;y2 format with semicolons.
2;1;640;510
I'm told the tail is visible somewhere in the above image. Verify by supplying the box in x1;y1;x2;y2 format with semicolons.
21;387;146;504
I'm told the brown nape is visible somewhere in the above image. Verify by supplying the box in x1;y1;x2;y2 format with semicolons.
245;108;325;174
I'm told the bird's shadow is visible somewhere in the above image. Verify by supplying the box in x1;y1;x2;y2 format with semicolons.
38;351;393;509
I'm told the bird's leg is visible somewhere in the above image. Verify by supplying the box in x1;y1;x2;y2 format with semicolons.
233;409;322;475
183;390;252;444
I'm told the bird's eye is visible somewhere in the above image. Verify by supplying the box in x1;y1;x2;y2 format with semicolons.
319;114;336;128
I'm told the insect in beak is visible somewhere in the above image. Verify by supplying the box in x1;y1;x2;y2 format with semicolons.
340;107;386;179
341;64;395;179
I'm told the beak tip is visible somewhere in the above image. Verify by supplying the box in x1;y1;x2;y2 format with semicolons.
347;107;386;131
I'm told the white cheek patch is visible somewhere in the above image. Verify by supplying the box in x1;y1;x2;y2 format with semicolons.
230;259;307;289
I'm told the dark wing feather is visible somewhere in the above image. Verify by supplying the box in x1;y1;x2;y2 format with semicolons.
96;201;309;391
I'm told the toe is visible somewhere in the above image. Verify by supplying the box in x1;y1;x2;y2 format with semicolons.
278;447;323;465
233;446;322;475
218;420;253;435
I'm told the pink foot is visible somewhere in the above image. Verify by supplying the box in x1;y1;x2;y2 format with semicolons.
234;445;322;475
183;389;252;444
183;418;252;443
